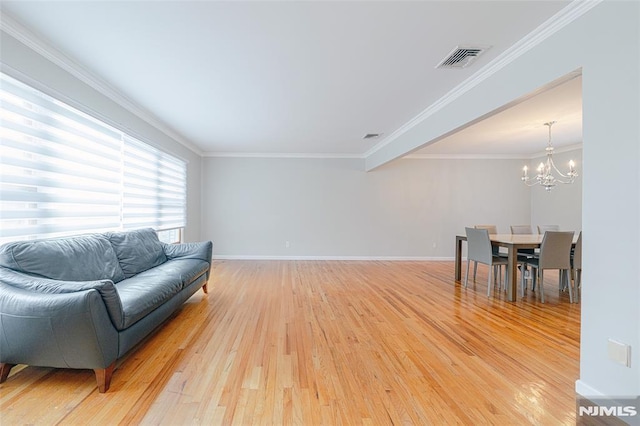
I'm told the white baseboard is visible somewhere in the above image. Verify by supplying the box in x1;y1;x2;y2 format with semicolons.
575;380;606;398
213;255;455;261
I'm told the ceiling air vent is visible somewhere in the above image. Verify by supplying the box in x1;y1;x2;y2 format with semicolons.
363;133;381;139
436;45;489;69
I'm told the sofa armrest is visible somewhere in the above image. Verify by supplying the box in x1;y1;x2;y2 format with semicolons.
162;241;212;262
162;241;213;281
0;267;125;330
0;281;119;369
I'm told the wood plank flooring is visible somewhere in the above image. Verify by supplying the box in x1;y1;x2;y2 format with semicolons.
0;260;580;425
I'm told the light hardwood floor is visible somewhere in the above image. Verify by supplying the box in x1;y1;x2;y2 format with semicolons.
0;260;580;425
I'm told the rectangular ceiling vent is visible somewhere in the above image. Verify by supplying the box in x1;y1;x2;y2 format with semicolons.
436;46;489;69
363;133;381;139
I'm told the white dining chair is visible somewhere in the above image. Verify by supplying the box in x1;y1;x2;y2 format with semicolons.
465;227;508;297
510;225;533;234
475;225;498;233
571;231;582;303
537;224;560;234
472;225;502;281
524;231;574;303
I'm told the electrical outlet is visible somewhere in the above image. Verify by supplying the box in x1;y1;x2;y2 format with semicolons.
432;242;437;248
285;241;290;248
608;339;631;367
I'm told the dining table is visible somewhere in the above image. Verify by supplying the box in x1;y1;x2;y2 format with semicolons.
454;233;574;302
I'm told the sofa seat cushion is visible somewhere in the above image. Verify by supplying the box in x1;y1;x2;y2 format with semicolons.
0;234;125;283
107;229;167;279
162;259;210;288
116;269;183;329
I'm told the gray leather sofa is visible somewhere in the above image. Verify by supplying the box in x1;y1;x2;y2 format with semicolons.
0;228;212;392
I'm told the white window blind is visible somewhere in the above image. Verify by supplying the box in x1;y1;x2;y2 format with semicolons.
0;73;186;244
123;136;186;231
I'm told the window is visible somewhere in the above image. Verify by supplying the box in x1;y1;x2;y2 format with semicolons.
157;228;182;244
0;73;187;244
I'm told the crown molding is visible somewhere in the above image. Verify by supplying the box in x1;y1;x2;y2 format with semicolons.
404;153;529;160
0;13;203;157
364;0;602;160
203;152;364;159
404;143;582;160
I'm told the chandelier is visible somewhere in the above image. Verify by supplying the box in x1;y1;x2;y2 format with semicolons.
521;121;577;191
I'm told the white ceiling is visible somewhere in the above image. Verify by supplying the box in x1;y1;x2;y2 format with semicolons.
414;73;582;157
1;0;580;157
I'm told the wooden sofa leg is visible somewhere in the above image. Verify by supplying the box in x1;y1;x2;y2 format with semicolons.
202;283;208;294
94;362;115;393
0;363;16;383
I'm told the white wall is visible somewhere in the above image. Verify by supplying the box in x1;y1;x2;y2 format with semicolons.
530;148;582;232
0;31;203;242
202;156;531;258
579;3;639;401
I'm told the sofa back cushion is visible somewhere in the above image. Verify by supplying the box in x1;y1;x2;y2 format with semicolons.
0;234;126;283
107;228;167;278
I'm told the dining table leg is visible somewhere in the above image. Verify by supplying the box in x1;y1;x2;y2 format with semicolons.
455;236;463;281
506;245;517;302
